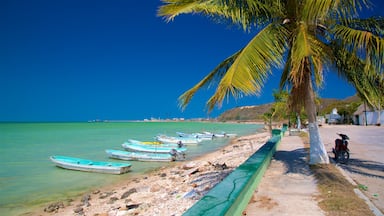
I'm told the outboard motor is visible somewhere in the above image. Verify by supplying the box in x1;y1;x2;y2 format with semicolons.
169;149;186;161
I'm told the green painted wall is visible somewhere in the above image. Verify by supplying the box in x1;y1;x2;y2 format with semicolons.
183;130;282;216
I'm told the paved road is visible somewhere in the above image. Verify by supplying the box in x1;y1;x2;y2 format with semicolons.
319;125;384;214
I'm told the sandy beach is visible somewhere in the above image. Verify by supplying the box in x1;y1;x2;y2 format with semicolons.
37;132;271;216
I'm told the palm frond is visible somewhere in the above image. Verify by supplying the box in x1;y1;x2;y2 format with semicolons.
290;23;311;85
178;50;242;110
279;51;291;90
158;0;283;30
205;23;288;110
332;23;384;74
348;16;384;37
333;0;371;23
332;43;383;107
301;0;334;23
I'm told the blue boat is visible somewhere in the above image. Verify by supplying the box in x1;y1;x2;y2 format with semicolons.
106;149;185;162
49;155;132;174
121;142;187;153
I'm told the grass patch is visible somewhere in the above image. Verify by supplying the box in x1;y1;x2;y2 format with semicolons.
300;133;374;216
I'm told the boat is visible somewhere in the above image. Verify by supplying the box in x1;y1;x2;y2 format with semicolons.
127;139;182;148
155;134;202;145
49;155;131;174
127;139;163;145
176;132;213;140
121;142;187;153
202;131;237;138
106;149;185;162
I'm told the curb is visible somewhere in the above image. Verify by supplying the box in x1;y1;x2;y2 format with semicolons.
334;162;383;216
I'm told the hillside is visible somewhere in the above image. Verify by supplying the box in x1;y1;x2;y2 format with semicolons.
218;95;361;122
218;103;274;122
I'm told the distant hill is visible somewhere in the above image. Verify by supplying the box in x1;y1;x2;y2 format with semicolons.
217;103;274;122
218;95;361;122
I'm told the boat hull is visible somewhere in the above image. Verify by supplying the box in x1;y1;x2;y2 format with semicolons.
122;142;187;153
106;149;179;162
156;135;201;145
50;155;131;174
127;139;181;148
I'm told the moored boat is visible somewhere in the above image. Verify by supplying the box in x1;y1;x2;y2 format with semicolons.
176;132;213;140
106;149;185;162
49;155;131;174
156;134;202;145
127;139;182;148
203;131;237;138
127;139;163;145
121;142;187;153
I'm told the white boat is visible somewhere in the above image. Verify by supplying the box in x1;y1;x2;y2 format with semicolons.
203;131;237;138
49;155;131;174
156;134;202;145
121;142;187;153
106;149;185;162
176;132;213;140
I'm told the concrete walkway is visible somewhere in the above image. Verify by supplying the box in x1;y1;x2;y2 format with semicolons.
244;135;324;216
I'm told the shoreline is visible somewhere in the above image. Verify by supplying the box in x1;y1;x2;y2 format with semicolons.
33;131;271;216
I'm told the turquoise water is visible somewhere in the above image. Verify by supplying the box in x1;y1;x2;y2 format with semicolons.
0;121;262;215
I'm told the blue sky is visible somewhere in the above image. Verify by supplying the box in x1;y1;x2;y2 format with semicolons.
1;1;383;122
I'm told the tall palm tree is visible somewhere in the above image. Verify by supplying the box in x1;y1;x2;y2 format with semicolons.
158;0;384;164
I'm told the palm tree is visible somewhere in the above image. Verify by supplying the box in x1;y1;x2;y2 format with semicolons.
158;0;384;164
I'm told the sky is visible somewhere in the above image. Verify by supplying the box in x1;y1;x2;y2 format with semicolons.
1;1;383;122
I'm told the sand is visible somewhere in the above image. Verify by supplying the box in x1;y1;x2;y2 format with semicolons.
38;132;271;216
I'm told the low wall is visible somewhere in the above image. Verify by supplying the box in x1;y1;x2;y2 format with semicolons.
183;129;283;216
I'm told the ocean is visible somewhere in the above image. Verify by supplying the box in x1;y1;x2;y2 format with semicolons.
0;121;262;215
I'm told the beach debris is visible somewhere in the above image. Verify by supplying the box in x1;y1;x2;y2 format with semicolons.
99;191;114;199
213;162;228;170
73;206;84;214
108;196;119;204
121;188;137;199
183;189;201;199
182;162;197;170
44;201;65;213
126;203;141;210
81;194;91;206
188;168;200;176
183;170;232;200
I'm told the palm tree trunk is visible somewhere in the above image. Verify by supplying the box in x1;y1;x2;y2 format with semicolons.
304;74;330;164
